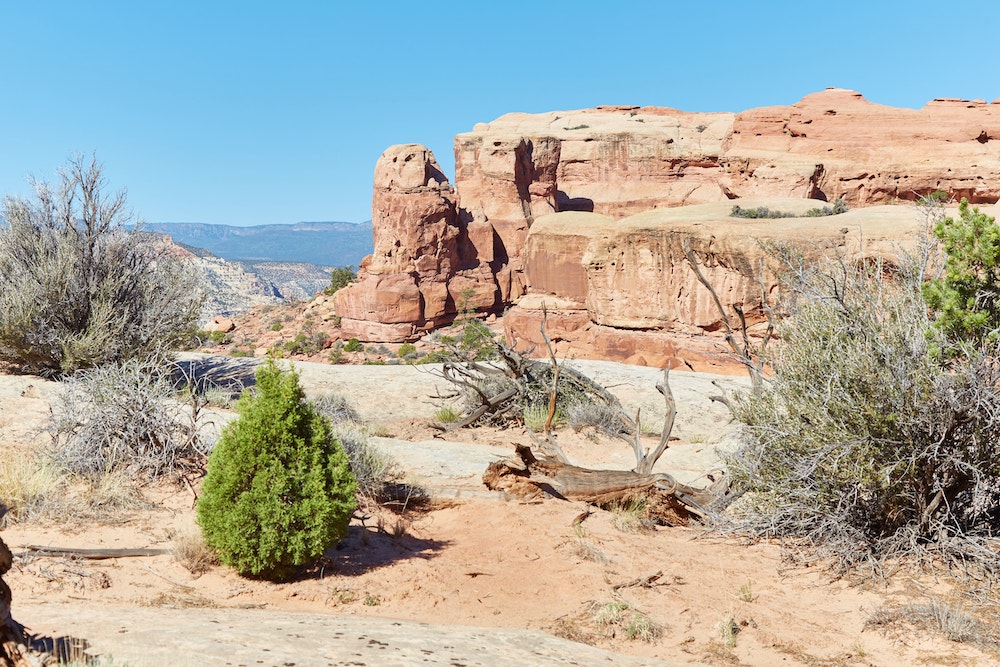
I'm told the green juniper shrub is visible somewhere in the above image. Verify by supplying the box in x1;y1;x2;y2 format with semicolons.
343;338;363;353
324;266;357;296
196;360;357;580
922;198;1000;347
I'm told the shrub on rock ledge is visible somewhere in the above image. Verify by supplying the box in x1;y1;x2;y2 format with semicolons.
197;360;357;580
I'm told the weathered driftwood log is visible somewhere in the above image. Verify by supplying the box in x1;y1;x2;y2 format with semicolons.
482;444;721;526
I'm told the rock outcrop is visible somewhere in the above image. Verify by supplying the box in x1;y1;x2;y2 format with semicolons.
334;144;497;342
506;199;930;371
337;89;1000;346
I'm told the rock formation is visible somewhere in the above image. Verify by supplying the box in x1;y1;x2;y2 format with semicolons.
334;144;497;342
337;89;1000;351
507;199;931;371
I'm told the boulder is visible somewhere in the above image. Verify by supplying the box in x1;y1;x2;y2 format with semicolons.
207;316;235;333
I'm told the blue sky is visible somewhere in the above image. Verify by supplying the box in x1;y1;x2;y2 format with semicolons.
1;1;997;226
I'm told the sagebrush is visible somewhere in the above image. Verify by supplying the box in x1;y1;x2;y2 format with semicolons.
50;358;210;482
0;154;202;376
720;219;1000;577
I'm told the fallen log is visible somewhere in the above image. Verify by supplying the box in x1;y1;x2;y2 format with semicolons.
483;444;721;526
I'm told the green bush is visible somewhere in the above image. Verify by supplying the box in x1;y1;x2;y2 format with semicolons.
324;266;357;296
343;338;363;353
0;155;203;376
196;360;357;580
922;199;1000;346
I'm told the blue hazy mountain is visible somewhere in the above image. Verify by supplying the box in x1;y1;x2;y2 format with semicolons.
145;221;373;268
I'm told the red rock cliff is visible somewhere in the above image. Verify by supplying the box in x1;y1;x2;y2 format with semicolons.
338;89;1000;345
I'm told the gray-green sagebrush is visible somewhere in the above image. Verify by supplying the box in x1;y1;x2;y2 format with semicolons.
0;154;202;377
720;212;1000;578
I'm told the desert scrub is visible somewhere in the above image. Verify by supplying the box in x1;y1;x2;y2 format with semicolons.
721;228;1000;577
197;360;357;580
343;338;363;353
50;358;209;482
311;392;405;501
0;155;202;377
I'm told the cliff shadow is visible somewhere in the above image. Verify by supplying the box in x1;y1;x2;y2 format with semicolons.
556;190;594;212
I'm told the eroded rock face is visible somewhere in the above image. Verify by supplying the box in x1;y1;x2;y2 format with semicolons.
334;144;498;341
506;200;932;370
722;89;1000;205
343;90;1000;345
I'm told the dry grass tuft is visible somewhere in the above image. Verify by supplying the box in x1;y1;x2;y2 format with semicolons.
0;455;69;524
867;597;999;646
169;526;219;575
609;499;656;533
589;600;663;643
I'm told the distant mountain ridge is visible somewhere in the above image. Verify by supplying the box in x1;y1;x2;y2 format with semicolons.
144;220;373;267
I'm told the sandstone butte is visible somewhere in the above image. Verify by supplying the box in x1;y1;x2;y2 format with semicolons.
330;88;1000;370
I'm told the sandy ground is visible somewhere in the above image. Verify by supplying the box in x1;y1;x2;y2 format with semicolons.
1;356;995;666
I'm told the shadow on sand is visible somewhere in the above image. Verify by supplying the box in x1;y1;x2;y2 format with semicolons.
172;354;261;393
308;523;450;579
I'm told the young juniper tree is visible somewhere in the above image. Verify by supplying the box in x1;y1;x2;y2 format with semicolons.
197;360;357;580
0;154;202;376
922;198;1000;347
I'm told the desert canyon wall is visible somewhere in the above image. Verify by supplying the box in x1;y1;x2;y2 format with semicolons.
333;88;1000;368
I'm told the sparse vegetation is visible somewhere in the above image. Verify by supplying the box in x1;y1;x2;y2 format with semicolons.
197;360;357;580
284;331;329;356
50;358;210;482
324;265;357;295
609;499;656;533
730;198;848;219
0;154;202;377
169;525;220;575
591;601;662;642
717;615;740;648
867;598;996;646
434;405;461;424
718;201;1000;577
343;337;363;353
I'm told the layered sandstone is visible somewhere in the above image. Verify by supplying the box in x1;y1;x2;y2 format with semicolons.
506;200;931;371
337;90;1000;344
334;144;498;342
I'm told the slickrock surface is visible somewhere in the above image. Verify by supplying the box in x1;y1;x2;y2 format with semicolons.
17;604;688;667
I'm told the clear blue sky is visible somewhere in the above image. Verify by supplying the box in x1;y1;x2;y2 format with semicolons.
1;1;997;226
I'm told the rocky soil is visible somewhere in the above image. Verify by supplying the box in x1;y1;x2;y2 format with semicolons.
0;357;995;666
